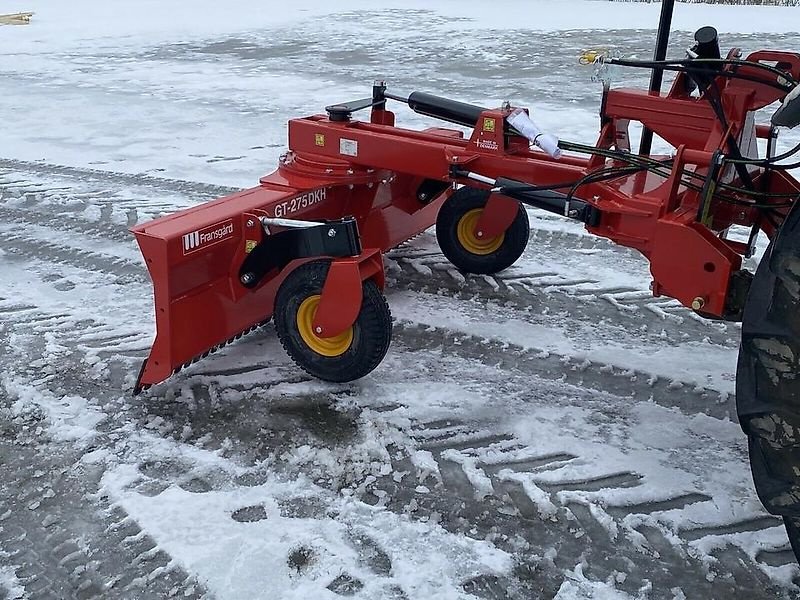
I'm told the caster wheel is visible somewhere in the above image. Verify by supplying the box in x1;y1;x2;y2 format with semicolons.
436;187;529;274
274;260;392;382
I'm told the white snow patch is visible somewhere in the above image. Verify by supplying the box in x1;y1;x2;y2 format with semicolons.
555;561;637;599
410;450;442;486
101;463;512;599
2;377;104;445
0;564;24;600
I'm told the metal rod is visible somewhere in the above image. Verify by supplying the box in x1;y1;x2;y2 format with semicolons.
639;0;675;155
462;171;497;186
260;217;324;229
384;92;409;104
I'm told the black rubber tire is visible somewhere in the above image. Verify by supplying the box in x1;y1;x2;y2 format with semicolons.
436;187;529;275
737;215;800;563
274;260;392;382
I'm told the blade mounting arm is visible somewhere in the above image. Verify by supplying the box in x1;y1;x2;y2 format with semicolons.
239;217;362;288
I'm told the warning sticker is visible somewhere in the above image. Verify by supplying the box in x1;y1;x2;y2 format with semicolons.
339;138;358;157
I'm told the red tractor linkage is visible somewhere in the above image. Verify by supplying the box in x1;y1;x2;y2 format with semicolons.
132;24;800;560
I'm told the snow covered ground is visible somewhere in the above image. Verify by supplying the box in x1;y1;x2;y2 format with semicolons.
2;1;800;599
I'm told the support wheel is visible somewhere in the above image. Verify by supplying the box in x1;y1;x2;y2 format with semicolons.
436;187;529;275
274;260;392;382
737;210;800;564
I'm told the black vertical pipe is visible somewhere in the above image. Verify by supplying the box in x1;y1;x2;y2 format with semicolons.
639;0;675;155
372;80;387;111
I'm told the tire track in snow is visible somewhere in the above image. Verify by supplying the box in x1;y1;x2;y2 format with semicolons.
0;319;208;599
388;230;739;351
0;435;208;600
0;229;148;284
0;158;239;199
356;415;793;599
392;320;736;420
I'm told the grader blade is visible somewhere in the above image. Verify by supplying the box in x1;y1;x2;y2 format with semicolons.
131;184;304;392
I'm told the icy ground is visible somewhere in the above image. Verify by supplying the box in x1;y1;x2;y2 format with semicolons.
2;1;800;599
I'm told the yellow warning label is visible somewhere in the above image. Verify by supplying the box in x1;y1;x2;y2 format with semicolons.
483;118;495;133
315;133;325;147
245;240;258;253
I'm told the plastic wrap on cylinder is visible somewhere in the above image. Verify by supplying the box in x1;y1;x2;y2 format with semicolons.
507;108;562;159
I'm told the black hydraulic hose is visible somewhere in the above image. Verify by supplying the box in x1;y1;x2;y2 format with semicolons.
767;159;800;171
558;140;798;208
609;57;798;89
605;60;794;93
725;139;800;166
564;164;648;202
702;81;758;191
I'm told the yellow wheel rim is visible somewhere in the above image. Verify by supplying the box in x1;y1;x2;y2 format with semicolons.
296;295;354;357
456;208;505;255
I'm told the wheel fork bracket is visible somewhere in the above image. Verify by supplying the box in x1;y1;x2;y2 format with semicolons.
239;216;362;288
313;249;385;339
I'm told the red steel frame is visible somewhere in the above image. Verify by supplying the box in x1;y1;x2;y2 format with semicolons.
132;49;800;391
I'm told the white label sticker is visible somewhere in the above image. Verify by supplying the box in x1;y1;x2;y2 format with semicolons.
182;219;234;255
339;138;358;157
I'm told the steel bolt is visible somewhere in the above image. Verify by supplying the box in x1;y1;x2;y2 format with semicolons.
247;219;255;227
691;297;705;311
476;231;483;237
240;273;255;285
328;228;336;237
315;326;322;334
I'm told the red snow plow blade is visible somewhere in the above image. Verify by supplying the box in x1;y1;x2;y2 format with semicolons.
131;175;398;393
131;100;459;392
132;183;301;391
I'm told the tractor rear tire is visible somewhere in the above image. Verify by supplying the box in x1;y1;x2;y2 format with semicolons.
274;260;392;382
737;210;800;563
436;187;529;275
